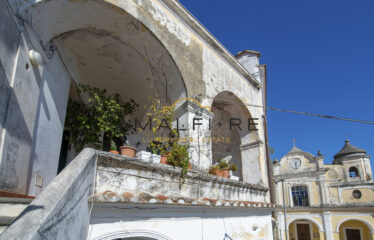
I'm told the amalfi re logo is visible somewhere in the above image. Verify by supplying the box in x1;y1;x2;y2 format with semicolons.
134;97;258;133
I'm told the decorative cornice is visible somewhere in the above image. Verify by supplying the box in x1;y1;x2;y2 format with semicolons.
273;169;328;181
240;140;263;151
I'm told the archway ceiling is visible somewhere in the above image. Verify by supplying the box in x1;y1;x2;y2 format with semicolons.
55;27;186;119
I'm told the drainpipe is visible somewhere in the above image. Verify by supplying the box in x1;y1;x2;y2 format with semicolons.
259;64;277;239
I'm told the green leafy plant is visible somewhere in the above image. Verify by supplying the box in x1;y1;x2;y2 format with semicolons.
209;158;237;175
230;163;238;171
65;84;138;152
167;143;190;184
142;96;178;154
110;140;117;151
208;165;220;175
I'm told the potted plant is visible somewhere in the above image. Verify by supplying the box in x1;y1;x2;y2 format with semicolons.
160;150;170;165
167;143;191;184
119;140;137;158
208;165;220;175
142;97;178;164
209;158;238;178
109;140;119;154
65;84;138;153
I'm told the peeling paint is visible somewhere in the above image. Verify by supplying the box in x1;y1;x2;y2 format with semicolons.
147;1;191;46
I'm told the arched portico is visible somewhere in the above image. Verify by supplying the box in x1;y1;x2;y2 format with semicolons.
335;218;374;233
22;0;189;195
211;91;262;184
335;218;374;240
288;218;324;240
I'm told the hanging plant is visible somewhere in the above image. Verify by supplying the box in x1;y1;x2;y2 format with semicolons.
65;84;138;152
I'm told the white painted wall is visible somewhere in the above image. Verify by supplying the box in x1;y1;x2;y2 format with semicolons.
89;205;273;240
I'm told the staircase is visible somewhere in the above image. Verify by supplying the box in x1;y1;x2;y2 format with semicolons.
0;197;32;234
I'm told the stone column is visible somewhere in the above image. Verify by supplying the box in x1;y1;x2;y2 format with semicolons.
173;100;214;171
240;140;263;184
322;211;333;240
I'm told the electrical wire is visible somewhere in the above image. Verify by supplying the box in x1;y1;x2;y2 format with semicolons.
267;106;374;125
205;96;374;125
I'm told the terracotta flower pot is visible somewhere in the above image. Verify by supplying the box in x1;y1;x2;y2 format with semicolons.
216;170;224;177
109;150;119;155
222;168;230;178
160;153;170;165
119;146;136;158
160;153;171;165
188;162;192;170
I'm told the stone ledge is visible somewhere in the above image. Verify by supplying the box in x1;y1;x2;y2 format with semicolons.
92;190;275;209
96;152;268;204
98;152;268;192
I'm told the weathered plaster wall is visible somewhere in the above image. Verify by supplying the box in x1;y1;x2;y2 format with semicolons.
0;0;19;135
27;48;71;196
95;153;268;203
1;0;270;196
0;1;39;194
0;148;98;240
341;187;374;203
89;204;273;240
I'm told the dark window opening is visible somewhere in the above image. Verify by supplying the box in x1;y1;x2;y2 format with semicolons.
349;167;359;178
291;185;309;207
58;130;70;174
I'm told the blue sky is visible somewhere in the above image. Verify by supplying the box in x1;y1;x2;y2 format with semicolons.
179;0;374;166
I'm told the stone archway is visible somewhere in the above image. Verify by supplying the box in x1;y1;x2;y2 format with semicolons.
211;91;261;184
336;219;374;240
288;219;324;240
22;0;188;195
93;230;173;240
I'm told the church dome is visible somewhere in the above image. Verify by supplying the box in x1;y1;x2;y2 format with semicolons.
333;140;366;163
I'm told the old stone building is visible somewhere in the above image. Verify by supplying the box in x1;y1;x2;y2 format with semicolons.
0;0;274;239
273;141;374;240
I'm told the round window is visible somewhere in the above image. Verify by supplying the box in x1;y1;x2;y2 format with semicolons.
352;190;362;199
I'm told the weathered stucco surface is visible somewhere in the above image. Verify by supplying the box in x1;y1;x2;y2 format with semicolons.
0;1;274;238
89;204;273;240
0;0;270;196
274;144;374;240
0;148;97;240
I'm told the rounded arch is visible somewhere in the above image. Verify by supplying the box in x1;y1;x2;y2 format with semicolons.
335;218;374;233
211;91;261;183
288;218;324;232
21;0;190;100
93;230;173;240
22;0;189;194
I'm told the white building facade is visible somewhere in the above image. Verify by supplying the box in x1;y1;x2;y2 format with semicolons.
0;0;274;239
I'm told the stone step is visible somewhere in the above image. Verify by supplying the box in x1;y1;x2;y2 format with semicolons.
0;197;32;235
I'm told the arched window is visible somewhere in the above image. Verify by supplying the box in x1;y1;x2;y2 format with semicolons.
291;186;309;207
349;167;359;178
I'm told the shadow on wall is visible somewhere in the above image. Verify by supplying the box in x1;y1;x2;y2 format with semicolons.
0;58;33;193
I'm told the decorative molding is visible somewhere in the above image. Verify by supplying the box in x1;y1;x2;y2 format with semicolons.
93;230;173;240
287;217;324;232
174;99;214;119
335;217;374;234
240;140;263;150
